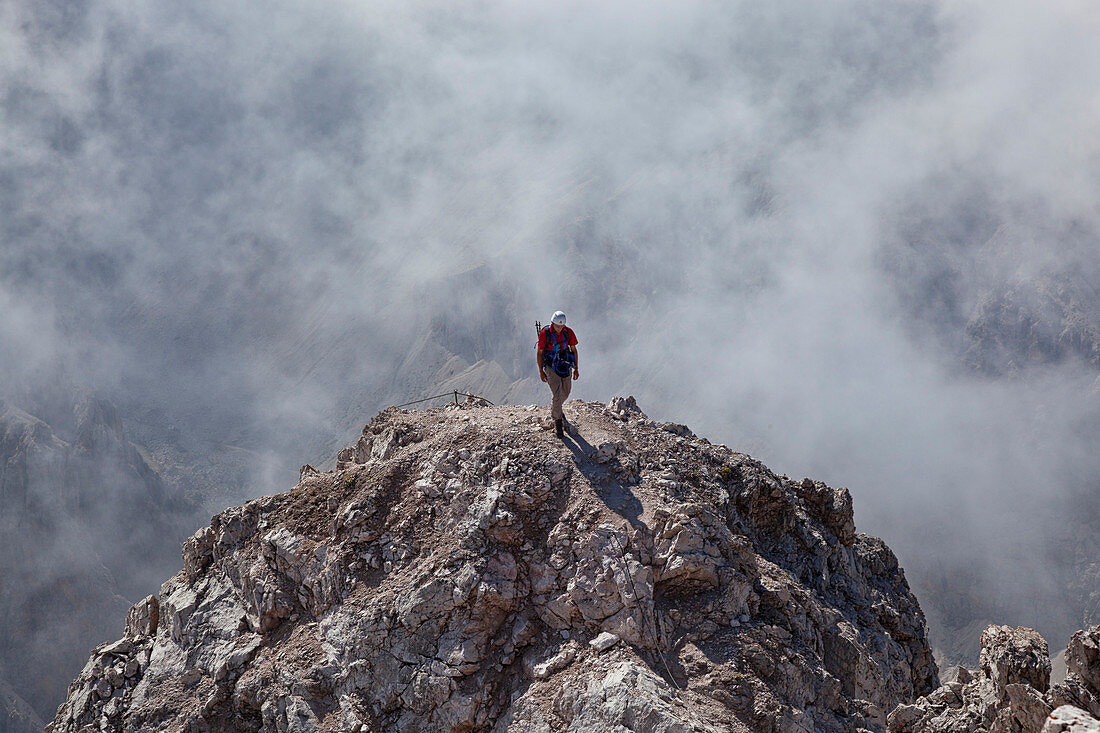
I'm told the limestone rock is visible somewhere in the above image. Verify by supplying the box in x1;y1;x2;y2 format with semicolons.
607;395;645;418
590;632;620;652
528;643;578;680
51;399;937;732
889;624;1100;733
1068;627;1100;693
560;661;710;733
125;595;160;639
1045;705;1100;732
1052;627;1100;721
980;624;1051;696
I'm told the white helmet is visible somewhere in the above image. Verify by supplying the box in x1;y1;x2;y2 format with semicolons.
551;311;567;325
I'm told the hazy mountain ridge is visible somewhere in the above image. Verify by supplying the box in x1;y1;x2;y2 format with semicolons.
0;660;43;733
0;395;198;722
885;212;1100;377
882;223;1100;667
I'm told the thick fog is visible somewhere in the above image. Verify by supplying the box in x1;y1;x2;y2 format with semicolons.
4;0;1100;671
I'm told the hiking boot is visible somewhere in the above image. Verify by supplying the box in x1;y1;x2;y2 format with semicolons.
555;418;564;438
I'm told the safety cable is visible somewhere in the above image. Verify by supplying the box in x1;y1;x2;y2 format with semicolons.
598;526;683;692
394;391;495;409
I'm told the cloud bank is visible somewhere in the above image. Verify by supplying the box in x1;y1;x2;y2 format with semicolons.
4;0;1100;662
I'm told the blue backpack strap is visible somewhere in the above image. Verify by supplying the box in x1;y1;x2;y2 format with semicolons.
542;326;572;372
543;326;561;351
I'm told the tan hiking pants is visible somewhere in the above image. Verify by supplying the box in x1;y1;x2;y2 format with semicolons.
543;366;572;420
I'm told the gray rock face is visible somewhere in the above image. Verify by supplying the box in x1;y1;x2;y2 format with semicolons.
1051;628;1100;724
50;399;937;732
1067;628;1100;693
890;624;1100;733
979;625;1051;697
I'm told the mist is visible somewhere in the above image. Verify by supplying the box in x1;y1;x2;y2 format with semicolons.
3;0;1100;697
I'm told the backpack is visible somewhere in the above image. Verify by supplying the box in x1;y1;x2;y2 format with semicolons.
541;326;575;377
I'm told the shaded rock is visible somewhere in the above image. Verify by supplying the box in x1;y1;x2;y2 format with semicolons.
981;624;1051;696
125;595;160;639
0;669;45;733
1068;627;1100;692
0;396;193;720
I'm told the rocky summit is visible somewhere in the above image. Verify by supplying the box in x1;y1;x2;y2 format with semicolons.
50;397;937;732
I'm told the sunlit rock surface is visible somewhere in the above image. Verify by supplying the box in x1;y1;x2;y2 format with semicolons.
51;398;937;732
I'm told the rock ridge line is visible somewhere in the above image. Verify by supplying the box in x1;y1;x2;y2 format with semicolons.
50;397;937;732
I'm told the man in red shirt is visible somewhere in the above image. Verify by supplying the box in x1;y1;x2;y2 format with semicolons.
537;311;579;438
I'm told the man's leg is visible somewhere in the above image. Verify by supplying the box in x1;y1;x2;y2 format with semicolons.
545;367;565;420
559;375;573;434
545;367;568;437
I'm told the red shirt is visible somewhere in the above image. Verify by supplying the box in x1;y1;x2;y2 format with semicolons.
538;325;577;351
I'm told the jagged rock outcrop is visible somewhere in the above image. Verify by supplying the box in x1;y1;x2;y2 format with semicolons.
51;398;937;732
889;624;1100;732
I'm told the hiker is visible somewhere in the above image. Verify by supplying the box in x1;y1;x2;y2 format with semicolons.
537;311;579;438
